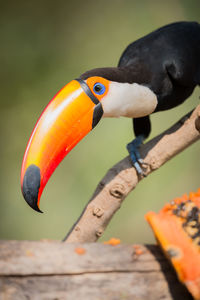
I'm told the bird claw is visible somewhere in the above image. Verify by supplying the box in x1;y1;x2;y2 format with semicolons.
132;160;148;177
137;158;149;167
133;161;146;177
127;136;148;176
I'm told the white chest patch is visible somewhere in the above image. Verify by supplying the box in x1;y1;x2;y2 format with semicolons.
101;82;157;118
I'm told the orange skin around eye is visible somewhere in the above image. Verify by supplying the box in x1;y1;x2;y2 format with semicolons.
86;77;110;100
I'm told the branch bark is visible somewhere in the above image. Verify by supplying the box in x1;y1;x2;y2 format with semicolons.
64;105;200;243
0;241;193;300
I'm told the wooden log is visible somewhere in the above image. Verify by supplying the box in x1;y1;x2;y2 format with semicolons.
0;241;193;300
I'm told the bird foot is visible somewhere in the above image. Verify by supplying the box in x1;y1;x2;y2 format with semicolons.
126;135;148;176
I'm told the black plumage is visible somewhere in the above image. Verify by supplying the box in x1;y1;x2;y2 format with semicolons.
118;21;200;111
81;21;200;139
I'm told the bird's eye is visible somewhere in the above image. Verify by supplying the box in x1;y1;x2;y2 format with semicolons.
93;83;106;95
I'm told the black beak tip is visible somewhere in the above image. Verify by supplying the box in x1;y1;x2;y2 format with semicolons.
22;164;43;213
25;198;43;213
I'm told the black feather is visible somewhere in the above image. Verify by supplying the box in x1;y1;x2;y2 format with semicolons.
80;21;200;137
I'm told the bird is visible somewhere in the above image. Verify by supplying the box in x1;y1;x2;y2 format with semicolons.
21;21;200;212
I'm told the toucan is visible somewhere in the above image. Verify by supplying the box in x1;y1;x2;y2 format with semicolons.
21;21;200;212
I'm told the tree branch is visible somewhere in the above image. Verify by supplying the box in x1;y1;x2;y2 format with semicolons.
64;105;200;243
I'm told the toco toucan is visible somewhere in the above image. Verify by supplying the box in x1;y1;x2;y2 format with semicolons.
21;21;200;212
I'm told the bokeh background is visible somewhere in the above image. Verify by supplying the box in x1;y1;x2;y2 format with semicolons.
0;0;200;243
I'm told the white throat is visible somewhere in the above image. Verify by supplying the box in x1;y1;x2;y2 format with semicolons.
101;81;157;118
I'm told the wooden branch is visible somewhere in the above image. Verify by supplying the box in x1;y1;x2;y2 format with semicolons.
64;105;200;243
0;241;193;300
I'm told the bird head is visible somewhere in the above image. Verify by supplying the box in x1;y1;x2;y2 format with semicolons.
21;67;157;212
21;69;113;212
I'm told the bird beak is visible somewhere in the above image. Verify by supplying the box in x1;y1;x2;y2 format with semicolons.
21;79;103;212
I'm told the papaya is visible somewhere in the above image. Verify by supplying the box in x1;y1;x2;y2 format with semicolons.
146;190;200;299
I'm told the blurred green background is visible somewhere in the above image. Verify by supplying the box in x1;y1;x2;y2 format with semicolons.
0;0;200;243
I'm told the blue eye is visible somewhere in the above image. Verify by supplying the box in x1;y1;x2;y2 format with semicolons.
93;83;106;95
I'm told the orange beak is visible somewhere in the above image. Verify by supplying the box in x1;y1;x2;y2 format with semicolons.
21;79;103;212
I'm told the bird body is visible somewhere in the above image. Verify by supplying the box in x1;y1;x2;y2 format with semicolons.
118;21;200;111
21;21;200;212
